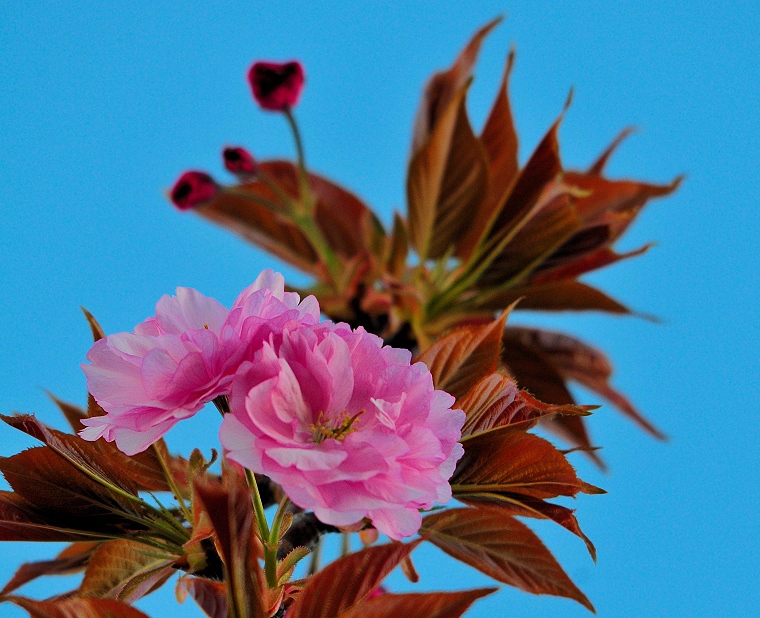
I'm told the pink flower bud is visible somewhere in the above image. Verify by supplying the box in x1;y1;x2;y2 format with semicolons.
248;61;304;112
223;146;258;178
170;171;218;210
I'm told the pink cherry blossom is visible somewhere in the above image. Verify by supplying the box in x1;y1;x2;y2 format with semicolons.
219;321;465;540
80;270;319;455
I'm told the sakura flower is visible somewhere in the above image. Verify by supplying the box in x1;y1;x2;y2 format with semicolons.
170;171;218;210
80;270;319;455
220;322;465;540
248;61;305;111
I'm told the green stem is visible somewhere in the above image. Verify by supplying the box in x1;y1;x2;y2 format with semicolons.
153;445;193;523
244;469;270;541
269;496;291;544
228;178;342;287
293;213;342;286
284;107;310;211
265;496;291;588
282;108;344;288
245;469;284;588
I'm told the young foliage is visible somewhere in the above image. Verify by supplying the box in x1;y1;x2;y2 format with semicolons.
422;506;593;611
3;597;151;618
337;589;497;618
286;540;422;618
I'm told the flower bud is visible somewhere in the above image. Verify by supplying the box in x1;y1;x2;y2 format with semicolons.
248;61;304;112
170;171;218;210
223;146;258;179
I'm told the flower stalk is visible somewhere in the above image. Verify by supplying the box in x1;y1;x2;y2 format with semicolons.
153;443;193;523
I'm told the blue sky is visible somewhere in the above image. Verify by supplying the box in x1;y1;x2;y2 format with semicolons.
1;2;758;616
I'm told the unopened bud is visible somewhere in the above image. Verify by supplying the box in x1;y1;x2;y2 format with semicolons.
248;61;305;112
170;171;218;210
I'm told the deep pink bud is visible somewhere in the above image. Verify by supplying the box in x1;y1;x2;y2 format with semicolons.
223;146;258;178
248;61;304;112
170;171;218;210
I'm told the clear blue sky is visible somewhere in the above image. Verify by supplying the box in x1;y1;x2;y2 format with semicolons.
1;2;758;616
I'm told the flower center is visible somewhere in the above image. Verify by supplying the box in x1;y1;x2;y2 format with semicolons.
310;410;364;444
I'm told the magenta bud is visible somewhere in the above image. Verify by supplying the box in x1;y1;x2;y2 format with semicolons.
248;61;304;112
170;171;218;210
223;146;258;177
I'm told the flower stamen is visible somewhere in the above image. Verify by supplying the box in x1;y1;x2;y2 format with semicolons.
310;410;364;444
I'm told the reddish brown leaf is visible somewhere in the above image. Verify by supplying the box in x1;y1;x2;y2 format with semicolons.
47;393;87;433
474;280;631;314
481;48;518;207
400;555;419;583
452;427;603;501
5;596;150;618
450;426;601;556
0;447;139;522
561;172;681;244
80;307;105;342
479;191;581;287
197;174;316;273
458;373;591;437
422;507;594;611
193;465;267;618
176;577;227;618
338;589;496;618
587;127;636;176
288;540;422;618
309;166;386;260
87;395;106;418
537;172;681;272
499;330;604;469
529;244;652;285
458;48;518;259
503;327;666;438
79;539;174;604
196;161;382;275
416;313;508;399
0;542;99;595
40;399;172;492
411;17;502;152
482;118;564;248
407;86;489;260
386;213;409;276
1;415;141;500
453;491;597;561
0;491;111;542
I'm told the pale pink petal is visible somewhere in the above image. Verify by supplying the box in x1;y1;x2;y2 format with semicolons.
154;287;228;334
369;507;422;540
252;269;285;297
219;322;464;539
266;446;347;470
81;270;320;455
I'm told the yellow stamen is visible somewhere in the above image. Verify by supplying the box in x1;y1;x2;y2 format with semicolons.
310;410;364;444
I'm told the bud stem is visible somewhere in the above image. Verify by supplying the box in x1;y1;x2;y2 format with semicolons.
284;107;310;212
245;467;285;588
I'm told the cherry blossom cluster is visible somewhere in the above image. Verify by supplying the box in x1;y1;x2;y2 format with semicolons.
81;270;464;540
